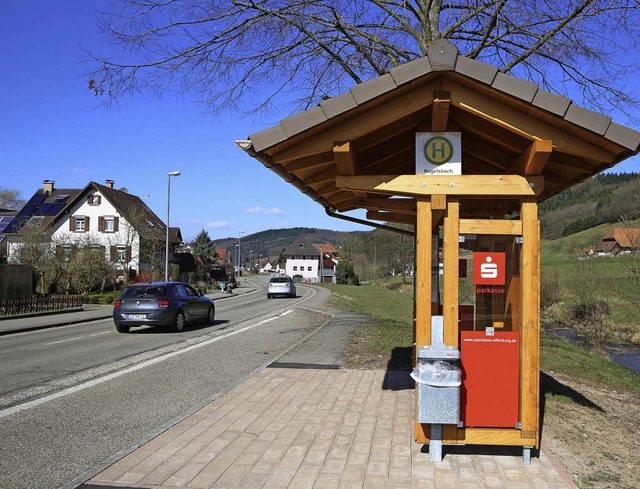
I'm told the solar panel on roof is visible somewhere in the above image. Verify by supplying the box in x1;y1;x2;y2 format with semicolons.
25;193;47;206
4;220;22;233
0;216;13;232
37;203;53;215
16;205;37;219
45;203;66;215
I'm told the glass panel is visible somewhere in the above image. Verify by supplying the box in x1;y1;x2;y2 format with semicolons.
459;234;521;333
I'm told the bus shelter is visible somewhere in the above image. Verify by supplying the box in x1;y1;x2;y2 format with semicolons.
237;40;640;460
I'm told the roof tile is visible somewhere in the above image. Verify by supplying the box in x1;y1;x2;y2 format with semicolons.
492;72;538;102
604;122;640;151
532;89;572;117
565;104;612;136
249;125;288;153
279;106;328;138
455;56;498;85
319;91;358;119
389;56;432;86
349;73;397;105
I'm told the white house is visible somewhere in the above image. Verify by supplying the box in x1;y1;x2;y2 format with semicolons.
283;235;321;282
283;235;340;283
4;180;181;277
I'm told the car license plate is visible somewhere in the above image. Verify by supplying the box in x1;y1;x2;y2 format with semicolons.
127;314;146;320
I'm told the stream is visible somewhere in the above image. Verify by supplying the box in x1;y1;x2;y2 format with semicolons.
545;327;640;375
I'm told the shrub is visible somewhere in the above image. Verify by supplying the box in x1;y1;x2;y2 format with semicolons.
541;269;561;311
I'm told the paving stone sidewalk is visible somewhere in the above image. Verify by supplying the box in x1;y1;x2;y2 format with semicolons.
84;368;575;489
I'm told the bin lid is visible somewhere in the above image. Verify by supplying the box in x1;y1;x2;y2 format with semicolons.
417;344;460;360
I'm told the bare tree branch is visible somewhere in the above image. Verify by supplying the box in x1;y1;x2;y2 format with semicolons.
86;0;640;118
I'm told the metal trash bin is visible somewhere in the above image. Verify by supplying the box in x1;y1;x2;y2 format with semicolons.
413;341;461;424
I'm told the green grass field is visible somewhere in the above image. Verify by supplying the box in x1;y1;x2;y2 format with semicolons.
321;278;639;395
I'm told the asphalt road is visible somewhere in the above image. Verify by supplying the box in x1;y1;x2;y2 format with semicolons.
0;277;367;489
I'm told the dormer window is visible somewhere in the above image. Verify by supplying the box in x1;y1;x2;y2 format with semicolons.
299;243;304;248
54;195;69;203
145;219;155;227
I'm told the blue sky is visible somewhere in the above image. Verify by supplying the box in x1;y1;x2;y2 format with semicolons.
1;1;638;243
0;0;370;242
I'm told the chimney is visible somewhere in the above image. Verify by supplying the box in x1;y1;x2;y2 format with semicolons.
43;180;55;194
105;179;115;189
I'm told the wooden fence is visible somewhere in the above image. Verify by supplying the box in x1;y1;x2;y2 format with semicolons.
0;295;83;316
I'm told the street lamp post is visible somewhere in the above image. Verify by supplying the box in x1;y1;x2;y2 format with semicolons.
249;250;253;274
236;231;244;280
165;171;181;281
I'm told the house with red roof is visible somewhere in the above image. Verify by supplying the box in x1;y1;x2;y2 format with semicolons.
597;228;640;255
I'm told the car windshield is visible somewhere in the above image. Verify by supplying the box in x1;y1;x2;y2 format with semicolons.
270;277;290;283
122;285;166;298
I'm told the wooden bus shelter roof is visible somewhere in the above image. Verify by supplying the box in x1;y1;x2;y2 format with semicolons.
237;40;640;224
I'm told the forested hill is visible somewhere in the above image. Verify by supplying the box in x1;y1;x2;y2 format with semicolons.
213;174;640;259
215;227;367;260
540;172;640;239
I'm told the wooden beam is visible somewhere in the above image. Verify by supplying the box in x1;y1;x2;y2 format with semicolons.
270;79;442;163
507;139;553;175
360;197;416;214
303;166;337;185
459;219;523;235
283;151;334;172
444;79;618;162
520;198;541;449
431;91;451;132
442;199;460;444
415;200;432;443
333;141;357;175
366;210;416;225
336;174;544;197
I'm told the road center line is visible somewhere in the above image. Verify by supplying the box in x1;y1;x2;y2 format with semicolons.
0;314;285;420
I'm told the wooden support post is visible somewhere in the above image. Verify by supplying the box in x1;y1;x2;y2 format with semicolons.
442;199;460;444
415;199;432;443
520;198;540;447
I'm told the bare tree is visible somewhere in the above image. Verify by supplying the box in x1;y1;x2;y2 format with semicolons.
0;187;24;211
88;1;640;116
9;225;54;294
65;235;118;295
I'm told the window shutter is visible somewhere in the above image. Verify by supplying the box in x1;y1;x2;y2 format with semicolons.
98;217;104;232
114;216;119;232
69;217;75;231
126;245;132;262
110;246;117;262
87;196;91;205
85;216;90;232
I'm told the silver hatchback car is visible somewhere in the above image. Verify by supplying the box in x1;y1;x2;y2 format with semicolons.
267;275;296;298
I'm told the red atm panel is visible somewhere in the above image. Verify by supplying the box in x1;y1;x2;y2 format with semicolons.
460;331;519;427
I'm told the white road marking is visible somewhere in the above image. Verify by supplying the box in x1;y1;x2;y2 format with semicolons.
0;313;289;419
44;331;111;346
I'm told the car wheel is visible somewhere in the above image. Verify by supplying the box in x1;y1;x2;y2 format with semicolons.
267;294;272;299
173;311;185;332
115;323;130;333
207;306;215;325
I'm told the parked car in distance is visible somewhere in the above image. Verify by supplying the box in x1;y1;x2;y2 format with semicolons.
113;282;215;333
267;275;296;299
